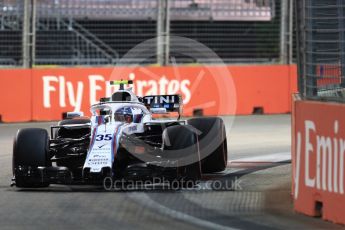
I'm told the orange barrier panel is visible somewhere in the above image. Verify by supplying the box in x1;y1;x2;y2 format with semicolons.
31;65;297;120
0;69;32;122
31;66;237;120
230;65;297;114
292;99;345;224
0;65;297;122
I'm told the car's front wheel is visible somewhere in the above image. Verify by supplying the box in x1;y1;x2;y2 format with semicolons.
188;117;228;173
13;128;51;188
162;125;201;186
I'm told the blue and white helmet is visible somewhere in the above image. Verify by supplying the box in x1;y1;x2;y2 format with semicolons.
114;107;144;123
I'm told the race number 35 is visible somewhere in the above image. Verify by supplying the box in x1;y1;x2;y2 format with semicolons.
95;134;112;141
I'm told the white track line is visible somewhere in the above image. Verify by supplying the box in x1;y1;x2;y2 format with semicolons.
228;152;291;164
128;153;290;229
128;193;238;230
127;153;292;228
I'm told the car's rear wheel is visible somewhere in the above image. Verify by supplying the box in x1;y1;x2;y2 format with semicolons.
13;128;51;188
188;117;228;173
162;125;201;187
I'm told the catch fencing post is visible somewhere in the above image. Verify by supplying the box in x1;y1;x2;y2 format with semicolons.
157;0;170;66
22;0;36;68
280;0;289;64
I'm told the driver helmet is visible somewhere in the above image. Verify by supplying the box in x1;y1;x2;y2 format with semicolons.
115;107;133;123
114;107;143;123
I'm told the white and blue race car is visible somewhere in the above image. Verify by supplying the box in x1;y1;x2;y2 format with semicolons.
12;80;227;188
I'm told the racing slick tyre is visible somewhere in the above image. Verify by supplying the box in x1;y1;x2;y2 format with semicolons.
188;117;227;173
13;128;51;188
162;125;201;187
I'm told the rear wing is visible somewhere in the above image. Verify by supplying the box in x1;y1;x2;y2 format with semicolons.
142;94;183;116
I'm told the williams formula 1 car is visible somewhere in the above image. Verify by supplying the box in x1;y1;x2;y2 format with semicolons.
12;80;227;188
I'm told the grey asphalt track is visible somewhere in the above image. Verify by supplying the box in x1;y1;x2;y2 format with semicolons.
0;115;342;230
